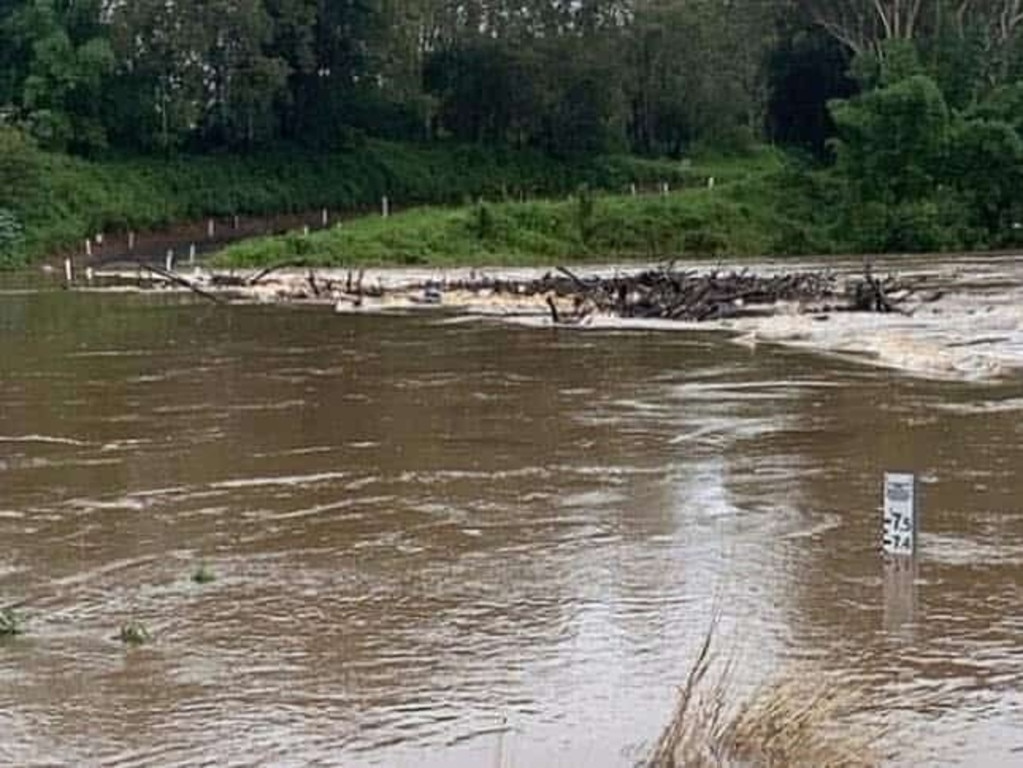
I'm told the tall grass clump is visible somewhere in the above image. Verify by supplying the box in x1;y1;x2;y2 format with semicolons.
648;626;886;768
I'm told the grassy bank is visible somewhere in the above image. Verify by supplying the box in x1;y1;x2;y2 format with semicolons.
0;128;762;269
214;149;831;268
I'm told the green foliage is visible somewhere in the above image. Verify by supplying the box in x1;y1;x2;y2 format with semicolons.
0;134;707;265
217;154;818;268
947;118;1023;234
5;0;1023;263
575;185;595;244
830;75;951;205
118;620;151;645
826;66;1023;252
192;563;216;584
10;0;114;152
471;200;496;240
0;207;24;268
849;40;924;91
0;606;24;636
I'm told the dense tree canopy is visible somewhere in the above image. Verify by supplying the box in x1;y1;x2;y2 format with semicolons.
1;0;1022;159
0;0;836;155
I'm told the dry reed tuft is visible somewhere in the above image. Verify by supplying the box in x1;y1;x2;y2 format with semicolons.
648;626;885;768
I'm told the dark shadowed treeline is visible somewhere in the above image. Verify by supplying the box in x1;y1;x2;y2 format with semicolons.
7;0;1023;265
0;0;849;156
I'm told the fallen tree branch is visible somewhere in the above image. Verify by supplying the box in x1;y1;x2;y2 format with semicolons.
139;263;225;304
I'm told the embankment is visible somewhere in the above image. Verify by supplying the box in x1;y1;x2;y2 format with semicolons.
0;129;778;268
214;161;810;269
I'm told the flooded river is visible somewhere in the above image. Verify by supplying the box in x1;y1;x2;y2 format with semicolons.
2;279;1023;766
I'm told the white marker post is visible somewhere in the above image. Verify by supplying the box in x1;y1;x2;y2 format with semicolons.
64;257;73;284
166;249;175;272
630;183;637;197
85;238;92;257
382;196;390;218
207;218;216;239
882;472;918;557
321;208;329;227
189;243;196;265
128;231;136;251
708;176;716;190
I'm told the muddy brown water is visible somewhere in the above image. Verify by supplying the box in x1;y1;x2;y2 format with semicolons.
2;280;1023;767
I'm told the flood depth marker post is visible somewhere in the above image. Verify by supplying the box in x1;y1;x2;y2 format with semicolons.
882;471;918;557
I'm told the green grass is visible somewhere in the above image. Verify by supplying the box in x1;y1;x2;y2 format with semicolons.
216;152;829;268
0;127;717;268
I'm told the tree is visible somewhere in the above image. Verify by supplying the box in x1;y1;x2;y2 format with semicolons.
831;74;951;203
800;0;1023;87
5;0;113;152
626;0;780;156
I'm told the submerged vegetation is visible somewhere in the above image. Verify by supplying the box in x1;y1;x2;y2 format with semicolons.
118;620;152;646
192;563;216;585
0;606;24;637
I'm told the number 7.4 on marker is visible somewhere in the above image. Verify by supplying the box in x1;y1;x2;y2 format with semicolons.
883;472;917;557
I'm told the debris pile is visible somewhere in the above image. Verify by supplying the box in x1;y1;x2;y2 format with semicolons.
101;262;939;323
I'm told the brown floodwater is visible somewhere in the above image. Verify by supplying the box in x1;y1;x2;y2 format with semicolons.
2;280;1023;766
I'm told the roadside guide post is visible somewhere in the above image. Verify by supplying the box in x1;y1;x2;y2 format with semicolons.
882;471;918;632
882;472;917;557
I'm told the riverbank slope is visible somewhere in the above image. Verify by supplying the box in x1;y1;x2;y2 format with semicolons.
213;154;816;268
0;131;760;269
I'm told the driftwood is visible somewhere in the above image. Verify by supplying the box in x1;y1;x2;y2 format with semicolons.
247;261;308;286
439;265;923;324
121;262;928;321
139;263;225;304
